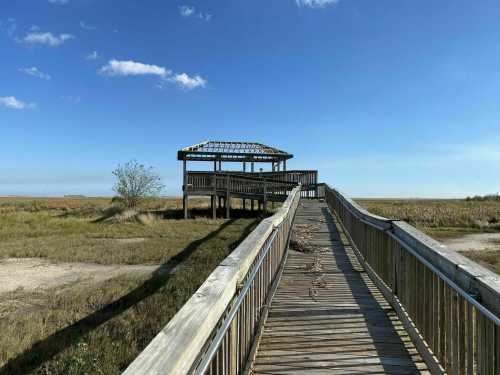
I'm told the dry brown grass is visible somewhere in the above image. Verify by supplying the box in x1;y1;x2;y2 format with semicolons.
357;198;500;275
0;196;261;374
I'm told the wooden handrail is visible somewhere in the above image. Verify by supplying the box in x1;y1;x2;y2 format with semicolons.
324;185;500;374
123;186;301;375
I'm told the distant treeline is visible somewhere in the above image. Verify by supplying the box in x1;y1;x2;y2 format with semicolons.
465;194;500;202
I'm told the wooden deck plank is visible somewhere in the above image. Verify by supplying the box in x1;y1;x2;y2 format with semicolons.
250;200;428;374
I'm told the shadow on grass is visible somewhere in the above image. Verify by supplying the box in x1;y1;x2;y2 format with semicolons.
0;217;258;374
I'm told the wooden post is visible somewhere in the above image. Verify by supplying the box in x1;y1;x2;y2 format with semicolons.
226;175;230;219
183;160;188;219
251;162;255;212
315;171;318;198
263;180;267;215
243;162;246;172
213;160;217;171
218;160;222;171
212;175;216;219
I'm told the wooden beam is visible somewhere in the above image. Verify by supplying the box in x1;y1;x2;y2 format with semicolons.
183;160;188;219
226;175;230;219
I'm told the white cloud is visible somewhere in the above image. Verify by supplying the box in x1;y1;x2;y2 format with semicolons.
22;32;74;46
0;96;35;110
168;73;207;90
18;66;51;80
86;51;99;60
179;5;195;17
48;0;69;4
99;59;170;77
100;59;207;90
179;5;212;20
296;0;339;7
80;21;96;30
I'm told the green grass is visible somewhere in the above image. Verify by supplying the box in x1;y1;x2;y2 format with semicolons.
0;197;261;374
0;196;257;264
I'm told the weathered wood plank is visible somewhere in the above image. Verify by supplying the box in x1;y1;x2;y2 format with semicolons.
251;200;428;374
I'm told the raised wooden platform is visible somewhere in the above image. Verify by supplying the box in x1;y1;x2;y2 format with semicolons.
251;200;430;374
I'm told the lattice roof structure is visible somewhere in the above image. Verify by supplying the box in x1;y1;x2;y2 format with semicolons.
177;141;293;162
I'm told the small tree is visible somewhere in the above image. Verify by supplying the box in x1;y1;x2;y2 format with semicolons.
112;160;164;208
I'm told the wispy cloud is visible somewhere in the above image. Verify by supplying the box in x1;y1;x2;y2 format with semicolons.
99;59;170;77
295;0;339;8
179;5;212;20
80;21;96;30
48;0;69;4
86;51;99;60
179;5;195;17
167;73;207;90
0;18;17;37
99;59;207;90
0;96;35;110
22;31;74;47
18;66;51;80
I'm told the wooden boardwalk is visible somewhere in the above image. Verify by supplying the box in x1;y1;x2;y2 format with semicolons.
251;200;429;375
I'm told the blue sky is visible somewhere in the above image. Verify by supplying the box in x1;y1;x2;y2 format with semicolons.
1;0;499;198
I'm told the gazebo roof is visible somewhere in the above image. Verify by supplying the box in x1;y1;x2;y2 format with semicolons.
178;140;293;162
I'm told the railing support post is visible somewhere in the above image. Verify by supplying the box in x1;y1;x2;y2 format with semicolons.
229;319;238;375
183;160;188;219
212;175;217;219
263;181;267;215
226;174;231;219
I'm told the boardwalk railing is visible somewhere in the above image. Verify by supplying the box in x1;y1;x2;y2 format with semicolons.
187;170;318;198
324;185;500;374
124;185;301;375
186;172;298;201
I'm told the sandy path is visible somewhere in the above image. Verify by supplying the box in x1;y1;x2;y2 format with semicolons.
0;258;164;294
442;233;500;252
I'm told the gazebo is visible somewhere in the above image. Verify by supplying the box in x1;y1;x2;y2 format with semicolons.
178;141;317;219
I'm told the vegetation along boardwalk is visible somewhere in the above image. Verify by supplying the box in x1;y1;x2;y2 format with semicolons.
251;200;429;374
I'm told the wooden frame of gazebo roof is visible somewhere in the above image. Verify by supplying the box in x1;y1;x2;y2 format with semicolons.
179;141;300;219
177;141;293;163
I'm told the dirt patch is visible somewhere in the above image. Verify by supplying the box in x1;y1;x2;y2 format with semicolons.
0;258;163;295
442;233;500;252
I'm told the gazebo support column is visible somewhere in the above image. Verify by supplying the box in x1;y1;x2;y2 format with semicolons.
183;160;188;219
226;175;230;219
251;162;255;211
211;195;216;219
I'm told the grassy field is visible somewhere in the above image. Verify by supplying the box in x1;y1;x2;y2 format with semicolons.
357;198;500;274
0;197;261;374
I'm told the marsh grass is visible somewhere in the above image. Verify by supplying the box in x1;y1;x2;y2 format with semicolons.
461;250;500;275
357;198;500;234
357;198;500;275
0;197;261;264
0;197;261;374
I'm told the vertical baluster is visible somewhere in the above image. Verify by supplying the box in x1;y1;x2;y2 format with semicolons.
446;285;453;373
439;278;446;364
466;303;474;375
